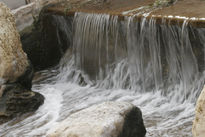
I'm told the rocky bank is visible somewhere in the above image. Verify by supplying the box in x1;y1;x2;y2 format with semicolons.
0;2;44;124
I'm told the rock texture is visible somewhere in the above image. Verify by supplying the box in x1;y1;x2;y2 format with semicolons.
0;2;44;124
0;84;44;124
12;0;62;31
192;86;205;137
44;0;205;28
20;11;72;70
0;2;29;86
47;102;146;137
12;3;36;31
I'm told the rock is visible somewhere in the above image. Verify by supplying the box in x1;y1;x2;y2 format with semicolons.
0;84;44;124
192;86;205;137
0;2;29;85
12;2;36;31
20;10;72;70
12;0;62;31
47;102;146;137
0;2;44;123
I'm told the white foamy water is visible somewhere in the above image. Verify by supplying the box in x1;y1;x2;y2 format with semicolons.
0;57;204;136
1;12;205;136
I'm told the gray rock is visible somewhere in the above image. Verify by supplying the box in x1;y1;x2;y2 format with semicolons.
47;102;146;137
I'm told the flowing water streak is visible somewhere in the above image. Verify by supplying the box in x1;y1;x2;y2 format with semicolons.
73;12;120;80
71;12;205;103
101;15;202;103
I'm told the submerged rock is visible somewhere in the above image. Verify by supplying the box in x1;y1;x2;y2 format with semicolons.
47;102;146;137
0;2;44;123
192;86;205;137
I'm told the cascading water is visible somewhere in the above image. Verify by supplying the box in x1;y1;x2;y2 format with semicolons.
0;12;205;137
72;12;204;102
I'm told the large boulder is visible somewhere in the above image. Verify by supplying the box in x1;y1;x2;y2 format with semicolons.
192;86;205;137
0;2;44;124
20;10;72;70
0;2;29;87
47;102;146;137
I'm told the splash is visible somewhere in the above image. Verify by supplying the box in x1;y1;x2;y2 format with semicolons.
72;12;204;103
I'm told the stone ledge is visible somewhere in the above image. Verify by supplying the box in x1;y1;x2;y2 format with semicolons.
43;0;205;28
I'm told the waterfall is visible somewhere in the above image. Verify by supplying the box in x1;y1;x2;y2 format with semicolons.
72;12;121;79
1;12;205;137
65;12;205;103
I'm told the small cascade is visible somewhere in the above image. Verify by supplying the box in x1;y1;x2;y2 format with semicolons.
1;9;205;137
52;15;73;53
125;17;202;103
69;12;205;103
72;12;123;79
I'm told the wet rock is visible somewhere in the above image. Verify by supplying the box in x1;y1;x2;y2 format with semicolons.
192;86;205;137
20;8;72;70
0;84;44;124
47;102;146;137
0;2;44;124
16;62;34;90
